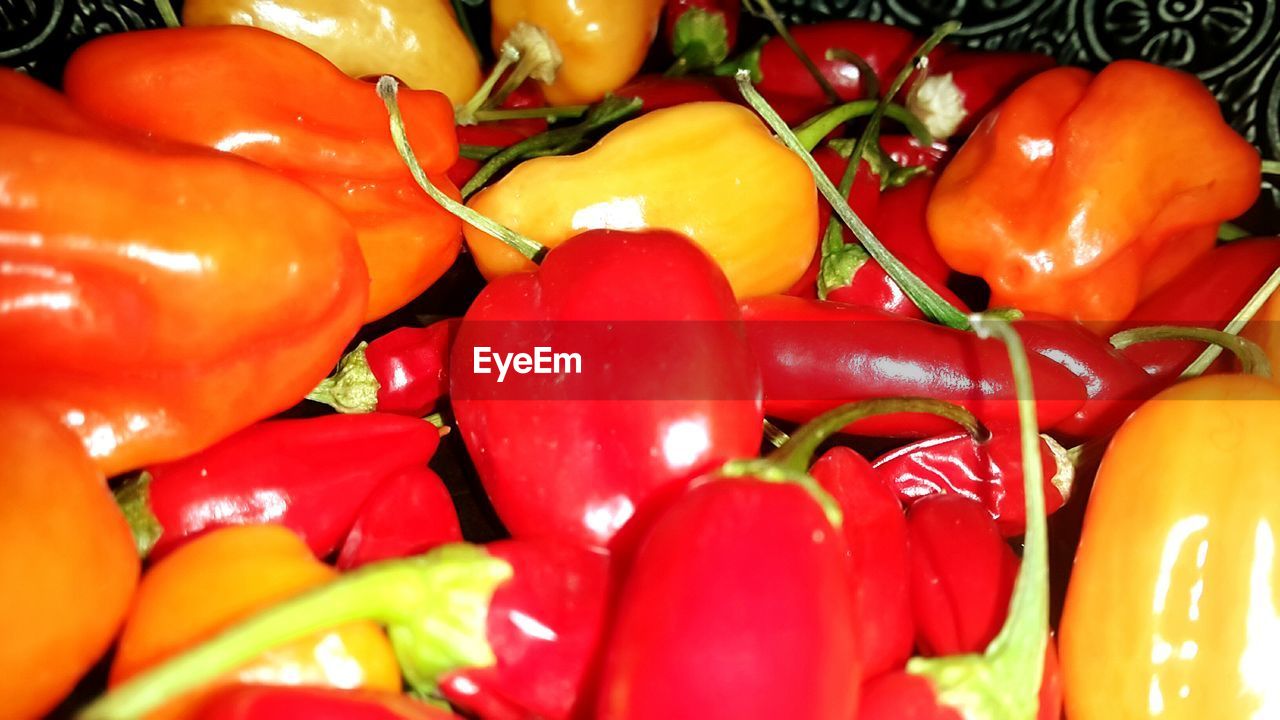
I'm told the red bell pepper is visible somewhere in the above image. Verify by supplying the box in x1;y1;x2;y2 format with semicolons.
450;229;764;551
82;540;612;720
193;686;459;720
810;446;914;679
664;0;740;71
336;466;462;570
114;414;441;560
872;424;1073;536
310;319;460;416
741;295;1088;436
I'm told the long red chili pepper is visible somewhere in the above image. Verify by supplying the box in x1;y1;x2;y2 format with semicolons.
741;295;1088;436
310;319;460;416
192;685;460;720
114;414;441;560
336;466;462;570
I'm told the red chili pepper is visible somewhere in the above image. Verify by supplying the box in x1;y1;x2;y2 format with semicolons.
336;466;462;570
310;319;460;416
450;83;549;187
450;229;763;551
810;446;913;679
787;147;882;298
664;0;740;71
929;51;1056;136
869;173;951;279
741;295;1088;436
615;74;729;112
193;685;460;720
115;414;441;560
827;260;968;320
871;424;1072;536
754;20;924;106
879;135;951;173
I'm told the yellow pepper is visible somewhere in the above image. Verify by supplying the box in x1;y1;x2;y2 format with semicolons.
490;0;664;106
464;101;819;298
183;0;482;104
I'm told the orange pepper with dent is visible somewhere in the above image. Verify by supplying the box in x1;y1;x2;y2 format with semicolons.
490;0;664;106
63;25;463;321
465;101;818;298
1061;373;1280;719
928;61;1260;326
0;69;367;476
182;0;482;104
0;403;139;720
111;525;401;718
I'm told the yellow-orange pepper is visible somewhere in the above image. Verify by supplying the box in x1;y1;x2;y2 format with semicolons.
111;525;401;718
465;101;818;297
183;0;482;105
928;61;1260;326
1060;373;1280;719
1242;289;1280;378
490;0;664;105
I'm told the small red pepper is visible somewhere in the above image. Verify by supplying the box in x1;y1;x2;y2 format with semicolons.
450;82;549;187
664;0;740;71
115;414;441;560
879;135;951;172
336;466;462;570
810;446;914;679
193;685;460;720
310;319;461;416
910;51;1056;137
872;424;1072;536
615;74;729;112
754;20;922;107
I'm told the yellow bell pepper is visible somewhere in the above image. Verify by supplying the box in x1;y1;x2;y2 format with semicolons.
464;101;819;298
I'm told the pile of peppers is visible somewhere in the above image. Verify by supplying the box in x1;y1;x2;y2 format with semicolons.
2;1;1279;719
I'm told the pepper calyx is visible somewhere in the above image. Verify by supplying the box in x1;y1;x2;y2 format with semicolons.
907;72;967;139
307;341;380;414
671;8;732;72
715;457;844;530
113;471;162;558
817;243;870;299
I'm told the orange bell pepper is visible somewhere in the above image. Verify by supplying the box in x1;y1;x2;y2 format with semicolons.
0;69;367;476
928;61;1260;325
183;0;482;104
490;0;664;105
0;403;139;720
465;101;818;298
111;525;401;717
1060;373;1280;718
63;25;463;321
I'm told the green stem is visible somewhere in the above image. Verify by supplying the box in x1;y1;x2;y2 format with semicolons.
907;315;1050;720
460;144;503;161
1183;266;1280;377
1262;159;1280;175
1217;221;1250;241
742;0;842;105
472;105;589;123
76;546;511;720
1110;325;1272;379
455;23;562;124
307;341;380;414
762;419;790;449
378;77;547;263
791;100;932;152
113;472;161;558
825;48;880;99
735;70;971;330
154;0;180;27
456;44;521;125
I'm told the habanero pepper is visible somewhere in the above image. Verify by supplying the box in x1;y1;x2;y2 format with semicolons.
664;0;740;72
1061;373;1280;720
115;413;442;561
192;685;460;720
928;61;1261;325
0;69;367;476
337;466;463;570
83;540;613;720
490;0;664;105
182;0;482;104
110;526;401;715
464;101;818;298
451;229;763;551
310;319;461;416
0;404;139;720
63;25;462;322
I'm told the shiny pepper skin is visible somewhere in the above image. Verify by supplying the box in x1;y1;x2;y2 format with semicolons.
337;466;463;569
182;0;482;103
490;0;664;106
0;404;139;720
1061;375;1280;719
0;69;367;476
755;20;920;106
928;61;1261;325
63;26;462;322
465;102;818;298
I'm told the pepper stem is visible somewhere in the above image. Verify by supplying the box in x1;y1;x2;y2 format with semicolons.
76;545;512;720
1179;265;1280;377
1109;325;1272;379
471;105;588;123
307;341;381;414
153;0;179;28
455;23;563;125
456;44;521;125
735;70;971;330
1261;159;1280;175
907;315;1050;720
791;99;932;152
742;0;842;104
378;76;547;263
113;472;162;558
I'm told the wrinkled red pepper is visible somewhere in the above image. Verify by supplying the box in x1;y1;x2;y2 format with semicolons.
310;319;460;416
114;414;441;559
336;466;462;570
193;685;460;720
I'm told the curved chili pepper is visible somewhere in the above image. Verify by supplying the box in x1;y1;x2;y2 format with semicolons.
810;446;913;679
753;20;923;106
0;69;367;476
116;414;442;560
310;319;461;416
182;0;483;103
451;229;763;551
872;424;1072;536
193;685;460;720
740;295;1088;436
0;403;139;720
63;25;462;322
337;466;462;570
615;74;729;111
665;0;740;71
110;526;401;714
